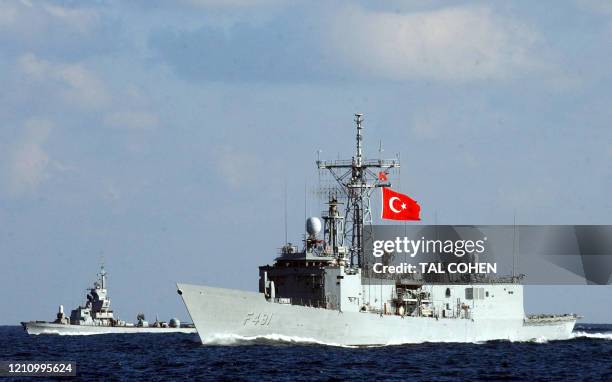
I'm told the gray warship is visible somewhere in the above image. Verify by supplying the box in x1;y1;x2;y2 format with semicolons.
22;265;196;335
178;114;578;346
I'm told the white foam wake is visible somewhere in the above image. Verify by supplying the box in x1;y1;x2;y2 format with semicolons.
200;333;351;347
199;331;612;347
32;330;99;336
528;336;549;344
571;331;612;340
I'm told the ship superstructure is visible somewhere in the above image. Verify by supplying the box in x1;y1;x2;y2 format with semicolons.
178;114;578;346
67;265;116;326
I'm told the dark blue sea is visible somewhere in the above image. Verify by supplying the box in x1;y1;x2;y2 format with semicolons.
1;324;611;381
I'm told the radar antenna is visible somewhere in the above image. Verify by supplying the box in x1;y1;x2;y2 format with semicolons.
317;114;400;267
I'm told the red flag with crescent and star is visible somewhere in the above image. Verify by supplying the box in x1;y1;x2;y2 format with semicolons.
381;187;421;221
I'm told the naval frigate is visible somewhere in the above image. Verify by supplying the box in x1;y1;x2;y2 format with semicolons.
178;114;578;346
22;265;196;335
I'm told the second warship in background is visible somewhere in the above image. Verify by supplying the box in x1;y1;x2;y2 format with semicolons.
178;114;578;346
22;265;196;335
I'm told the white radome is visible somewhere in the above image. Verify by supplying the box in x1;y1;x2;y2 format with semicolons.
306;217;322;236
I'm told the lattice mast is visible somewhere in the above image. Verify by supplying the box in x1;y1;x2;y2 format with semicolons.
317;114;400;267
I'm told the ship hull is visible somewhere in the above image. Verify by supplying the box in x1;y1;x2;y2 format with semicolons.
21;322;197;335
178;283;576;346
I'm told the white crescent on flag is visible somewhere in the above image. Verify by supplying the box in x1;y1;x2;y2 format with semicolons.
388;196;402;213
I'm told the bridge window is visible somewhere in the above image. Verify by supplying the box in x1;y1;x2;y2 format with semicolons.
465;288;473;300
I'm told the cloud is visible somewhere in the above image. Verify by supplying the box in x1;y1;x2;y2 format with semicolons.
58;65;110;109
4;118;53;196
577;0;612;35
41;3;100;33
212;145;262;190
149;14;328;83
327;5;543;82
577;0;612;16
150;4;544;84
0;1;111;59
0;1;18;27
180;0;284;7
104;111;160;130
0;1;100;32
18;53;109;110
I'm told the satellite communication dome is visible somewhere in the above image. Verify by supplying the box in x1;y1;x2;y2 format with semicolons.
169;318;180;328
306;217;322;236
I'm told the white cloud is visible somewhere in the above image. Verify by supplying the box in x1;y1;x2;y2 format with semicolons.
42;3;100;34
577;0;612;16
0;1;99;35
0;1;18;27
18;52;48;78
57;64;109;109
4;118;53;196
577;0;612;35
17;53;109;110
326;5;543;82
181;0;284;8
104;111;160;130
212;145;261;189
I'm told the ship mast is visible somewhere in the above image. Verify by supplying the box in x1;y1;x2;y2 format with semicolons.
317;114;399;267
98;264;107;290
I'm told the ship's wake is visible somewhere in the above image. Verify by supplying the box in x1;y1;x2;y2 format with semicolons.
199;330;612;347
570;331;612;341
32;330;100;336
200;333;354;347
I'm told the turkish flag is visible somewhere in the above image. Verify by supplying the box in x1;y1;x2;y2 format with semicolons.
381;187;421;221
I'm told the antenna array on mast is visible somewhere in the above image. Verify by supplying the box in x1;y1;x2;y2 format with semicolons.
316;114;400;267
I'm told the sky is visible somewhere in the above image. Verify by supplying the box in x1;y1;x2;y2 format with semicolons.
0;0;611;324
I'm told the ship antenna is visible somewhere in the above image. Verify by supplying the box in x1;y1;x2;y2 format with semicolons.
304;180;307;224
284;178;288;245
99;263;107;290
355;113;363;167
512;211;517;280
317;113;400;268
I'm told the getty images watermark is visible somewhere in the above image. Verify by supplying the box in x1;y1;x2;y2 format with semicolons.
371;235;496;275
363;225;612;285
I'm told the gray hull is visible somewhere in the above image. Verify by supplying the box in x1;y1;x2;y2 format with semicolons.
22;322;197;335
178;283;576;346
